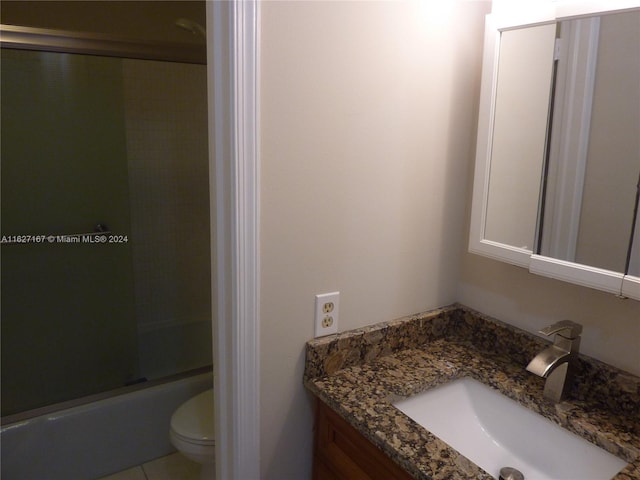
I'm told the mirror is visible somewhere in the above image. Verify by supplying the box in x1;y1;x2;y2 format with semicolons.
484;23;556;251
539;11;640;274
470;1;640;300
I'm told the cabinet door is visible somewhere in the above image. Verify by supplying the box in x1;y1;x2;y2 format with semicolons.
313;456;341;480
313;400;413;480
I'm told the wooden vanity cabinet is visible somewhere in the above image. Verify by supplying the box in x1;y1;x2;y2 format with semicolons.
313;400;414;480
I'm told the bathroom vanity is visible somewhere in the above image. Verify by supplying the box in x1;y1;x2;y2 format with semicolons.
304;305;640;479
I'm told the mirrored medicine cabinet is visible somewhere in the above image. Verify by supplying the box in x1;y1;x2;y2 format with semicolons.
469;0;640;300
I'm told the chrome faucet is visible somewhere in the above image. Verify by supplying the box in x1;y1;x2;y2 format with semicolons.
526;320;582;403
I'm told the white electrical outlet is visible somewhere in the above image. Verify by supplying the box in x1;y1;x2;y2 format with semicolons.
314;292;339;337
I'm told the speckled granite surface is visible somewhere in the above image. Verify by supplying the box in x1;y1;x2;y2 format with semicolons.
304;304;640;480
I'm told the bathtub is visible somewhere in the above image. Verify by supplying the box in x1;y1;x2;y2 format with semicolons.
1;371;213;480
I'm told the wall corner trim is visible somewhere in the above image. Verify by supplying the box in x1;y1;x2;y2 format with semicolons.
208;1;261;479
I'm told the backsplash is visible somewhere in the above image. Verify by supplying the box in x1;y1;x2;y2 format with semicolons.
304;305;458;381
304;304;640;416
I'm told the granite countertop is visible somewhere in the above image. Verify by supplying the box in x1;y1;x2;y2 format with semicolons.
304;305;640;480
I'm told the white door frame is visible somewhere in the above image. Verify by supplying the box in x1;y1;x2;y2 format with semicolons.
207;1;260;479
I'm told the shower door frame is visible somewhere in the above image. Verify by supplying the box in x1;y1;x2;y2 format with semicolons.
0;23;206;64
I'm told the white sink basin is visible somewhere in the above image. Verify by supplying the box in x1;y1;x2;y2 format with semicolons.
393;377;628;480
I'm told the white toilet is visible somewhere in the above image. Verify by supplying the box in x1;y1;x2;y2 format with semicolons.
170;388;215;480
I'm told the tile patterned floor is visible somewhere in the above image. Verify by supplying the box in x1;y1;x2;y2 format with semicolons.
98;452;201;480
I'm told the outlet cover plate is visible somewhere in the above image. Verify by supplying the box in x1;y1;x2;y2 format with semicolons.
314;292;339;337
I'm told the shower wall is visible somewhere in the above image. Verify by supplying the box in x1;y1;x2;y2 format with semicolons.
122;59;212;380
1;49;211;417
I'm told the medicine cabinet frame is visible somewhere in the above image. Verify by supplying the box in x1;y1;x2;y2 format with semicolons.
469;0;640;301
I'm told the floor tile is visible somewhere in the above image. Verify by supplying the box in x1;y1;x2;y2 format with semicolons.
142;452;201;480
97;466;147;480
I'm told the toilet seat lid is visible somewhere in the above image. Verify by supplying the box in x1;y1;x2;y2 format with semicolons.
170;389;215;441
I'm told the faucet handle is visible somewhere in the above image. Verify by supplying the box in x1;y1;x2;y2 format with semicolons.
539;320;582;339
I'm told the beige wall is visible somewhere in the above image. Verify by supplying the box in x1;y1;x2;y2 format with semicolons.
260;1;490;478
